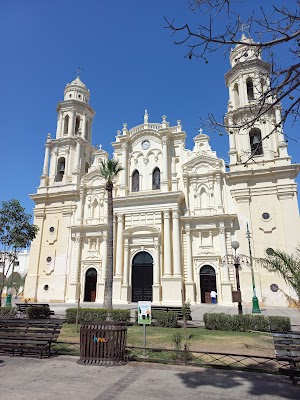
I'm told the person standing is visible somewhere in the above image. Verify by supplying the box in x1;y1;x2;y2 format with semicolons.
210;290;217;304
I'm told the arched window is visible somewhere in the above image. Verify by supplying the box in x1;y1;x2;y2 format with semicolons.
249;128;263;156
63;115;69;136
233;83;240;106
200;187;208;208
132;169;140;192
55;157;65;182
75;116;80;135
246;78;254;101
152;167;160;190
85;162;89;174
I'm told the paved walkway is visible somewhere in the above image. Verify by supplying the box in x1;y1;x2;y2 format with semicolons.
0;355;299;399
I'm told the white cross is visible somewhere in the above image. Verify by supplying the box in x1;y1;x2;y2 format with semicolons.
198;128;203;135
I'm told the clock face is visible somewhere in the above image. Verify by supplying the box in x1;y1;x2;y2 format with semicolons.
141;140;150;150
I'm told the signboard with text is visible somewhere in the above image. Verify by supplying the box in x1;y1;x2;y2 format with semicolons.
138;301;151;324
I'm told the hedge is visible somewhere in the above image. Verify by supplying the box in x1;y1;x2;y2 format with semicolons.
0;306;17;319
203;313;291;332
26;306;52;319
135;310;178;328
65;308;131;324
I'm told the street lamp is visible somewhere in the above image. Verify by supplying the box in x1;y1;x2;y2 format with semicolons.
246;223;261;314
222;241;250;315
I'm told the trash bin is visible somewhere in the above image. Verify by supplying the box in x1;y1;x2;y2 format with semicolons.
78;321;127;365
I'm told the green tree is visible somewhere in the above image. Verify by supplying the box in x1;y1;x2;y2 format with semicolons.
0;200;38;307
258;247;300;303
99;159;123;309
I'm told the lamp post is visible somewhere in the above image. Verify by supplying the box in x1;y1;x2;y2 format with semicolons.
246;223;261;314
222;241;252;315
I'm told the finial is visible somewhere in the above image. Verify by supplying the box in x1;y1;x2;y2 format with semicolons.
162;115;167;122
177;120;181;126
47;133;51;139
238;21;250;39
99;144;102;150
144;109;149;124
76;66;83;78
117;130;121;136
122;123;128;135
198;128;203;135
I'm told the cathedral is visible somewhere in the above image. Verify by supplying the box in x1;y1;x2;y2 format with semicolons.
24;37;300;307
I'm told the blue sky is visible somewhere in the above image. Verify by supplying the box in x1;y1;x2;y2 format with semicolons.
1;0;299;216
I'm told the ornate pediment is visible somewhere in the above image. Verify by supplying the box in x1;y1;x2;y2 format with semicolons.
182;154;223;174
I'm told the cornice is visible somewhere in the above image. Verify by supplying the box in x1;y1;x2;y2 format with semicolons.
56;100;95;116
225;59;270;84
114;190;184;206
225;164;300;183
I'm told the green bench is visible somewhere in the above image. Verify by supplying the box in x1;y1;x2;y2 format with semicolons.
151;306;192;320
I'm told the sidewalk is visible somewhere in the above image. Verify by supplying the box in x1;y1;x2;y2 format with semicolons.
0;355;299;399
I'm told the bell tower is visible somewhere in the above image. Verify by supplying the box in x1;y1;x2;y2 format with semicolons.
224;35;289;170
40;76;95;189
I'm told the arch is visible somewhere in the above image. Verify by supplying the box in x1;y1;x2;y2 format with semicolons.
233;83;240;106
75;116;80;135
246;78;254;101
92;198;98;219
152;167;160;190
200;187;208;209
84;267;97;302
200;265;216;303
63;115;69;136
55;157;65;182
249;128;263;156
132;251;153;302
132;169;140;192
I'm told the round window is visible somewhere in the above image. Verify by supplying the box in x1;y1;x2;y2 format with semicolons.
262;212;270;220
78;94;81;98
49;227;55;234
44;285;49;292
270;283;279;293
266;248;274;256
46;256;52;263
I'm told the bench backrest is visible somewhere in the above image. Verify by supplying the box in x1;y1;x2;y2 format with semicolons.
0;319;63;341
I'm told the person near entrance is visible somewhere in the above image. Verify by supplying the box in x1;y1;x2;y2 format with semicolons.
210;290;217;304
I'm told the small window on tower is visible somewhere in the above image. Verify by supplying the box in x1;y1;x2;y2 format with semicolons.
132;170;140;192
249;129;263;156
63;115;69;136
75;116;80;135
55;157;65;182
246;78;254;101
152;167;160;190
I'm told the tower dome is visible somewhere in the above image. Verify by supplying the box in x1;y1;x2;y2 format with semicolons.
230;34;261;67
64;76;90;103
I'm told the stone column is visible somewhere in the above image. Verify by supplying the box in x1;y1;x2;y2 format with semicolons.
82;114;87;140
74;140;81;172
185;226;196;303
49;149;58;184
68;110;76;136
115;214;124;277
56;112;63;138
152;239;161;303
123;240;129;285
172;210;182;276
119;143;128;195
185;228;193;282
42;143;50;176
161;136;169;191
120;238;130;303
72;234;82;284
163;210;171;276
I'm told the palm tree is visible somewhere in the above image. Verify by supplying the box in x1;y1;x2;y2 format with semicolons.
258;247;300;303
100;158;123;309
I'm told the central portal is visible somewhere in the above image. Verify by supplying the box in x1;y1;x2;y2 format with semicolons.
131;251;153;302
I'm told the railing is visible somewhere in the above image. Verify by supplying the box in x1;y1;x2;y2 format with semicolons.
53;342;289;373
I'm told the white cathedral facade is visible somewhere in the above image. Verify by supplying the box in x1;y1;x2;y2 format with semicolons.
24;37;300;307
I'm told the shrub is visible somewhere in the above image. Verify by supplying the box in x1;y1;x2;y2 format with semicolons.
65;308;130;324
0;306;17;319
203;313;291;332
26;306;51;319
152;311;178;328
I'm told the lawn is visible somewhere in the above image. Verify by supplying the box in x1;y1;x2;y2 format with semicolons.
57;323;274;357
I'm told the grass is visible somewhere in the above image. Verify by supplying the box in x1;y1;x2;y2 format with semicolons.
57;323;274;357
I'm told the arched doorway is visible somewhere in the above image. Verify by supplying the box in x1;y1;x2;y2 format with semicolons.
200;265;216;303
132;252;153;302
84;268;97;302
